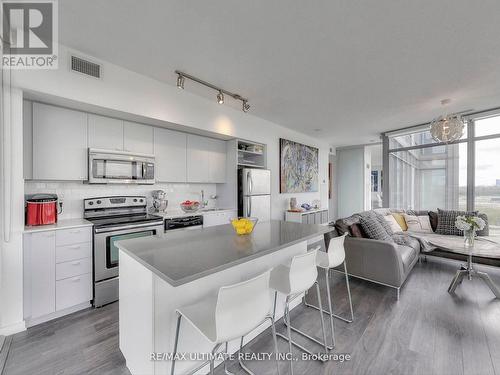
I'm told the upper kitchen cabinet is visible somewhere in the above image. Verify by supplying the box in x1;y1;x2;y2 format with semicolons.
33;103;88;181
154;127;187;182
187;134;226;183
88;114;124;150
123;121;154;155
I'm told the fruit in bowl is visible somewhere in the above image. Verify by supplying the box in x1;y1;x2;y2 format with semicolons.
180;200;200;212
230;217;258;235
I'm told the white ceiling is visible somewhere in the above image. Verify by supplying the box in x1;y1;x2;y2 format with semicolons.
59;1;500;146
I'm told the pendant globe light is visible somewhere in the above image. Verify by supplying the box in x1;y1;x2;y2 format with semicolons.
429;99;465;143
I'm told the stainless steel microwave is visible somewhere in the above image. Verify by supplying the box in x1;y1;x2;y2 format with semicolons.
88;149;155;184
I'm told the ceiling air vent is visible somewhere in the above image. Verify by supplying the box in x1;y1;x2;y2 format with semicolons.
70;55;101;79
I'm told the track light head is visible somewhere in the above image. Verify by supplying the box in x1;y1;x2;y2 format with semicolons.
242;100;250;113
176;74;185;89
217;91;224;104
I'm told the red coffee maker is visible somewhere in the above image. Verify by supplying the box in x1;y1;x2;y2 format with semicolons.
25;194;61;226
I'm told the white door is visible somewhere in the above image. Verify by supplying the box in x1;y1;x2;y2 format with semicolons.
33;103;88;180
154;128;187;182
28;231;56;318
88;114;124;150
187;134;210;183
123;121;154;154
243;195;271;221
208;138;227;183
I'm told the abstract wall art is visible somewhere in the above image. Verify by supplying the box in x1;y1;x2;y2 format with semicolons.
279;138;319;193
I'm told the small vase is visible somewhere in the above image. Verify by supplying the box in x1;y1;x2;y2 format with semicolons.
464;229;476;248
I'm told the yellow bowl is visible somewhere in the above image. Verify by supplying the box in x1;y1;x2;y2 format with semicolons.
229;217;258;235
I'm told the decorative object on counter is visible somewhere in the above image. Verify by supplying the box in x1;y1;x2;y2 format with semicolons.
180;200;200;213
289;197;297;210
312;199;321;209
25;194;63;226
230;217;258;235
280;138;319;193
455;215;486;247
301;203;312;211
150;190;168;213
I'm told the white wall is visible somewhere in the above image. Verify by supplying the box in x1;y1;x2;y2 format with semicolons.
336;147;366;218
2;45;330;334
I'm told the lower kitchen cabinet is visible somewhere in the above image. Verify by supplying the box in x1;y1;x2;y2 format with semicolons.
23;226;93;326
285;208;329;225
203;210;237;227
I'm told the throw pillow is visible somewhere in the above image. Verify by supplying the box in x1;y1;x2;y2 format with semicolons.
429;211;439;232
349;223;366;238
403;214;432;233
384;214;403;233
375;213;394;235
391;212;408;231
359;216;394;242
436;209;478;236
477;213;489;236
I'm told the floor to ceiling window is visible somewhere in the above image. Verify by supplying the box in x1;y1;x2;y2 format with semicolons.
384;110;500;236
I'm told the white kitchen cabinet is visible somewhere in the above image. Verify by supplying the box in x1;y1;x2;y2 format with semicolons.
123;121;154;155
88;114;124;150
23;225;93;327
154;127;187;182
33;103;88;181
203;210;237;228
208;137;227;183
26;231;56;319
187;134;226;183
285;209;329;225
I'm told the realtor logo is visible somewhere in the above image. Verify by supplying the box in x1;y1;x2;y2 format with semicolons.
1;0;58;69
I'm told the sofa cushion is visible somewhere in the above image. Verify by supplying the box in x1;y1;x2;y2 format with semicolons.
429;211;439;232
376;213;394;235
383;214;404;233
392;233;420;252
349;223;366;238
398;245;418;273
360;216;394;242
436;208;478;236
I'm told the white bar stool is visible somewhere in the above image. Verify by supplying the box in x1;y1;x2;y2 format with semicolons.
270;249;330;375
171;271;280;375
305;233;354;348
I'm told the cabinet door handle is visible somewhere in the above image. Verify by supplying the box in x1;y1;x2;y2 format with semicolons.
71;261;81;266
68;245;81;249
69;229;81;234
71;277;81;282
43;232;55;238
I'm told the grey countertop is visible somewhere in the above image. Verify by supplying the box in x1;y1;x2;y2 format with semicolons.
154;208;237;219
117;220;333;287
24;218;93;233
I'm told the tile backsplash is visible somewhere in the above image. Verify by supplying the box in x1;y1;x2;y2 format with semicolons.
24;181;218;219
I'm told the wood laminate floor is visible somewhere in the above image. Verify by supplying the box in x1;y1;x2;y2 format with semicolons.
3;258;500;375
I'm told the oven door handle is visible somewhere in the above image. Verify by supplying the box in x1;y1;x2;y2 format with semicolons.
94;221;164;234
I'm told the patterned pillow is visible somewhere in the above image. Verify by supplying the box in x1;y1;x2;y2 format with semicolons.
403;214;432;233
375;213;394;235
436;209;478;236
360;216;394;242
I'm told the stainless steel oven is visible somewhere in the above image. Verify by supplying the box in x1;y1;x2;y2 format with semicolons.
88;148;155;184
84;196;164;307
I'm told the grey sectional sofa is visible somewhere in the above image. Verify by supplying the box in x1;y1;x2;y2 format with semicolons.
325;208;490;299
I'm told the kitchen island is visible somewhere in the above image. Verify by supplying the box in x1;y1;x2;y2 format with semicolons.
117;220;333;375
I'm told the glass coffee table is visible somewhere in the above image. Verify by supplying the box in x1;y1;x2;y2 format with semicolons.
426;235;500;298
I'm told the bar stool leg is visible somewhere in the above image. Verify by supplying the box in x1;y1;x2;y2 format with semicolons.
284;298;294;375
344;262;354;322
324;268;336;348
210;343;222;375
171;314;182;375
267;316;281;375
315;281;329;355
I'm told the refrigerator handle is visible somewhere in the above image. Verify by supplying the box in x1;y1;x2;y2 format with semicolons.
247;196;251;217
247;171;253;195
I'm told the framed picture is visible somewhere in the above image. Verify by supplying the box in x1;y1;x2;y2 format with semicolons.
280;138;319;193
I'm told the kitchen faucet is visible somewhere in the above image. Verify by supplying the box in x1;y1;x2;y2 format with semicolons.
200;190;208;208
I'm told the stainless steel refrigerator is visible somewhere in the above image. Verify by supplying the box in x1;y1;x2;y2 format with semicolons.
238;168;271;221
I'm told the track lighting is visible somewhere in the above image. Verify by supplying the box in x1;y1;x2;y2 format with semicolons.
242;100;250;113
176;74;185;89
175;70;250;112
217;91;224;104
